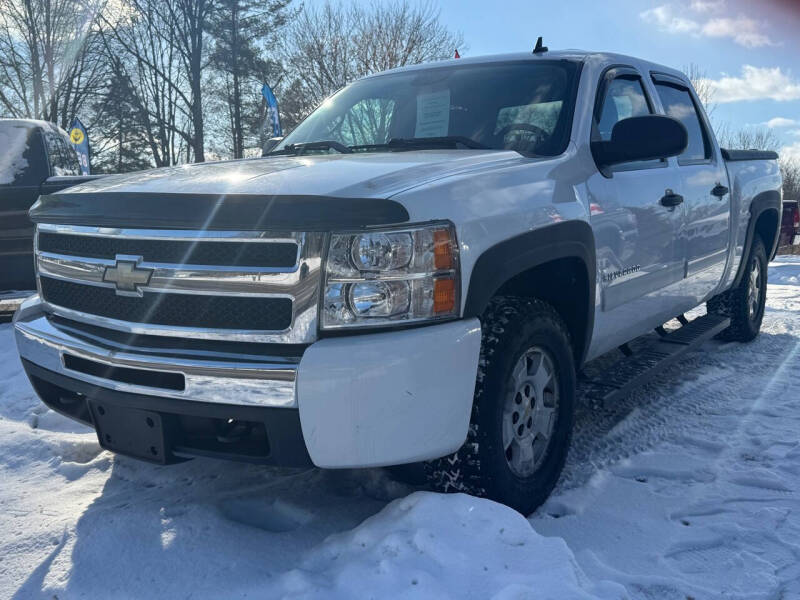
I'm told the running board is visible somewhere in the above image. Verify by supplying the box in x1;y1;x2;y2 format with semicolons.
583;313;730;407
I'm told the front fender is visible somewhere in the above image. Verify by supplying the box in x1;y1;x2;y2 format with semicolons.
462;220;596;363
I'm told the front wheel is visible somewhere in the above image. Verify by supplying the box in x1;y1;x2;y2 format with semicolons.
425;297;576;515
708;236;768;342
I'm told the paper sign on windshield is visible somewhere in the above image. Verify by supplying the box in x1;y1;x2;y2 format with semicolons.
415;90;451;138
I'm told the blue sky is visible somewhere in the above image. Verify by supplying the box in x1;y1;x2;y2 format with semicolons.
431;0;800;161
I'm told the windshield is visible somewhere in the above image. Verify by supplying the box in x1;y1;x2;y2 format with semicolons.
275;60;580;157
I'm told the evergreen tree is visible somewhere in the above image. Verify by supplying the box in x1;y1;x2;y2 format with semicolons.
209;0;293;158
91;65;153;173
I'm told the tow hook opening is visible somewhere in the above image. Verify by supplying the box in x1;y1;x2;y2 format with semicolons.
215;418;254;444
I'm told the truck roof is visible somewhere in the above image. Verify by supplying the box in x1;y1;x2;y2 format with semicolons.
362;49;687;83
0;118;61;132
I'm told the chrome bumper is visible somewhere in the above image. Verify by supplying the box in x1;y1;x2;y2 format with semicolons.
13;296;297;408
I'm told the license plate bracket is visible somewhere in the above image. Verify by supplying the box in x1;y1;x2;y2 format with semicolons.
88;401;169;464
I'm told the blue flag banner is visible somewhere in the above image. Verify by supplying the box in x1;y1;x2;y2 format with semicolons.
261;83;282;138
68;117;90;175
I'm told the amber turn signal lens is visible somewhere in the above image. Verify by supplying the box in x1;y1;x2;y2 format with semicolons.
433;229;454;270
433;277;456;314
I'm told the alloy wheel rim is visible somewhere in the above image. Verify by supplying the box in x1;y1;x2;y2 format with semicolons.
502;346;559;477
748;257;762;320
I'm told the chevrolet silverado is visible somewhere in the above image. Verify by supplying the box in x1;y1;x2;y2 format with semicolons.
14;49;781;514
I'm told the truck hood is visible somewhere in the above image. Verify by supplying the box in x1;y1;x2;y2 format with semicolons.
62;150;522;199
32;150;527;230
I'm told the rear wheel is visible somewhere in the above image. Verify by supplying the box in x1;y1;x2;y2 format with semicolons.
425;297;575;515
708;236;768;342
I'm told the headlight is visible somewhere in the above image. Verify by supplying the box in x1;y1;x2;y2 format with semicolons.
322;222;460;329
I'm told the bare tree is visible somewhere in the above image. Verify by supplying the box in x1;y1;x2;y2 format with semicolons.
716;125;781;152
99;0;212;163
0;0;107;127
280;1;463;128
716;124;800;200
166;0;214;162
683;63;716;119
781;158;800;200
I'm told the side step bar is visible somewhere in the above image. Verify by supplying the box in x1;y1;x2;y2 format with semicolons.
584;313;730;407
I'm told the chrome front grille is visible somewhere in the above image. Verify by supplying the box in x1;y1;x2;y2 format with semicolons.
35;224;324;344
39;277;294;330
37;231;299;267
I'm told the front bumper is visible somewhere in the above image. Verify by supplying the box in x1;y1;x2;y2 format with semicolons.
14;295;482;468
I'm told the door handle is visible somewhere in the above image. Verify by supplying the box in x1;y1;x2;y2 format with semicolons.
660;191;684;208
711;184;729;198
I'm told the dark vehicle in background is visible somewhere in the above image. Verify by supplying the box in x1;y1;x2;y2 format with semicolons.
780;199;800;250
0;119;101;293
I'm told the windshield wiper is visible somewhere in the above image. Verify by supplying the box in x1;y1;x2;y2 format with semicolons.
351;136;489;152
268;140;353;156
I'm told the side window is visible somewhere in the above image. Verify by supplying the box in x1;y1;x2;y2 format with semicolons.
43;129;80;176
596;77;651;141
653;82;710;163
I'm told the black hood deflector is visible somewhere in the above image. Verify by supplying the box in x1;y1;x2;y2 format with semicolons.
30;192;410;231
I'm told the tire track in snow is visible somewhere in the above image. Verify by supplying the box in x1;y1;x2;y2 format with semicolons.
534;260;800;599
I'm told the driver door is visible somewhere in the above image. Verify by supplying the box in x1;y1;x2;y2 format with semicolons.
586;67;686;350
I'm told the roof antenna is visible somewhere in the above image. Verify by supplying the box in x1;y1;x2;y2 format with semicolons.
533;37;548;54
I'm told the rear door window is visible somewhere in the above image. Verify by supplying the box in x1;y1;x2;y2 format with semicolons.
653;82;711;164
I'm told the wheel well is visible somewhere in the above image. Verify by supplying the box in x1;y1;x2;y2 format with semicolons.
494;257;590;364
754;208;779;257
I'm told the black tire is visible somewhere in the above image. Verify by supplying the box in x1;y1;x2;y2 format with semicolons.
708;236;768;342
425;297;576;515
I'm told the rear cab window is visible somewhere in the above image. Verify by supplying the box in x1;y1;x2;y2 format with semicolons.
651;77;711;164
42;126;81;177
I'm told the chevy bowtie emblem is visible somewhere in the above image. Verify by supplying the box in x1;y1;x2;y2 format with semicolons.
103;257;153;296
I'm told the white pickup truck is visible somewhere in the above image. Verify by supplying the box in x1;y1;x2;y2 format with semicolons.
14;49;782;514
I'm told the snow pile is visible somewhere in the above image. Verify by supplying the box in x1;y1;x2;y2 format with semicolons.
2;258;800;599
274;491;623;599
0;124;31;185
768;256;800;285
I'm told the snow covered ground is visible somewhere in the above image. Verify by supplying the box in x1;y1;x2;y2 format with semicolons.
2;258;800;599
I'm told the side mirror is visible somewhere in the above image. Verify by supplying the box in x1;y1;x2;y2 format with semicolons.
591;115;688;167
262;136;284;156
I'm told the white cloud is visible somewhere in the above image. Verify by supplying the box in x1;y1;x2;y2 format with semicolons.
640;6;700;34
782;142;800;163
700;66;800;103
764;118;800;129
690;0;725;13
701;16;775;48
640;3;776;48
790;130;800;137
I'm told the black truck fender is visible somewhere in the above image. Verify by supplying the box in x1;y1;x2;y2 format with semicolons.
463;220;596;366
732;190;781;287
